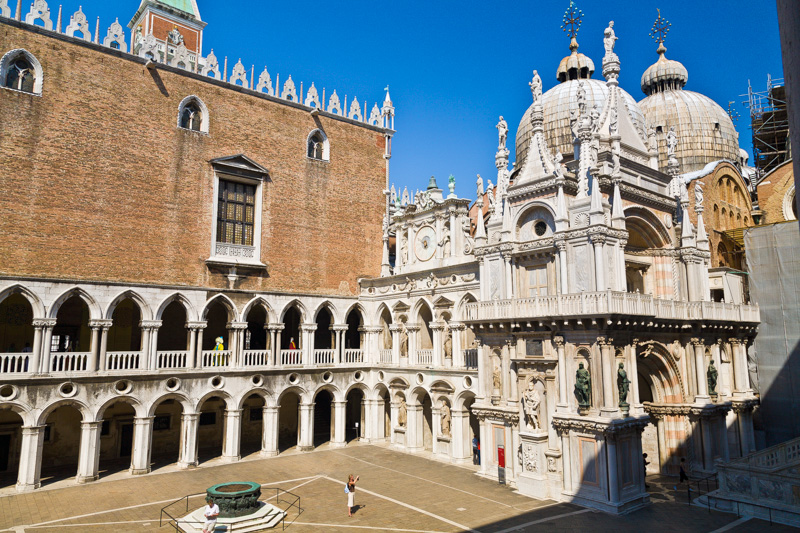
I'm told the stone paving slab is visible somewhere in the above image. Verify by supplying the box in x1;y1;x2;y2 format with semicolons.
0;443;795;532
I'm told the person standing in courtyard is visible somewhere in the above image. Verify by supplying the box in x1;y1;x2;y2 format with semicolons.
202;497;219;533
346;473;359;517
679;457;689;483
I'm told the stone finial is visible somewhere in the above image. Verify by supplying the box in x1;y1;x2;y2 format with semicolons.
327;90;341;115
102;18;127;52
172;41;191;70
348;97;362;121
202;50;220;79
368;103;381;126
304;82;320;108
255;66;271;93
25;0;52;30
281;75;297;101
65;5;90;41
229;59;248;87
0;0;9;17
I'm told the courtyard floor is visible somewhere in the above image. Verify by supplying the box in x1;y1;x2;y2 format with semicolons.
0;442;794;532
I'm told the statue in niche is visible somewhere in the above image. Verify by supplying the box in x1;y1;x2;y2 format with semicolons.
400;236;408;265
439;227;451;257
399;322;408;356
603;21;617;56
617;362;630;408
462;217;475;255
707;360;718;396
612;139;621;177
398;398;407;427
476;174;484;198
443;323;452;359
529;70;542;105
694;182;704;210
496;116;508;149
492;359;502;393
134;25;143;45
574;362;591;409
647;123;658;153
440;402;451;436
590;105;601;129
522;381;541;431
570;109;580;140
553;152;564;179
666;126;678;156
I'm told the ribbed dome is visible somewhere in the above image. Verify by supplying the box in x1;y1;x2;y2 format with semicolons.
639;90;739;172
556;38;595;83
516;79;646;166
641;45;688;96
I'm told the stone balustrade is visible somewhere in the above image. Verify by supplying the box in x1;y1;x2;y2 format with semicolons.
464;291;760;323
105;351;142;371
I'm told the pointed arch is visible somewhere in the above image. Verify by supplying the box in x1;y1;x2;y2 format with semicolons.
306;128;329;161
375;302;392;325
105;289;152;321
48;287;101;320
155;293;197;321
344;301;368;325
313;300;338;323
177;95;209;133
455;292;478;321
412;298;434;323
1;48;44;95
279;299;307;322
240;296;276;323
0;284;45;318
201;293;238;322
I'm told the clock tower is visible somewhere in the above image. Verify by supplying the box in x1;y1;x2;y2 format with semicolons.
128;0;207;70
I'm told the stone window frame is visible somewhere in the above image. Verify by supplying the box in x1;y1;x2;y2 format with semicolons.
0;48;44;96
206;157;269;270
306;128;330;162
176;95;209;134
783;186;797;221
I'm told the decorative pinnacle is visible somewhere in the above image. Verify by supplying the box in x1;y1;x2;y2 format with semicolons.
561;1;584;50
649;9;671;53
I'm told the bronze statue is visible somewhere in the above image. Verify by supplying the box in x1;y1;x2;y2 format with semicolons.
617;362;630;408
575;363;591;409
707;360;718;396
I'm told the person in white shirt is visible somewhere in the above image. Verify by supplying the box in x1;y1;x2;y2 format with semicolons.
202;498;219;533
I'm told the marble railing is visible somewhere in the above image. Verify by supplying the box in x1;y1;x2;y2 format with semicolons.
157;350;188;369
50;352;90;372
314;349;335;365
344;349;364;363
280;349;302;366
463;349;478;369
242;350;268;366
0;352;30;373
415;349;433;365
201;350;231;368
464;291;760;323
106;351;142;371
379;349;393;364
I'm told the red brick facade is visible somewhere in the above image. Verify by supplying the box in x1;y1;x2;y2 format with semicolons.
0;20;387;295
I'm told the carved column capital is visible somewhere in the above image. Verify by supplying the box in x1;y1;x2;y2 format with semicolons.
186;321;208;330
33;318;58;328
553;335;565;347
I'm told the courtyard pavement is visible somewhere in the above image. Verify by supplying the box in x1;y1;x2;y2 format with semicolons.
0;442;794;532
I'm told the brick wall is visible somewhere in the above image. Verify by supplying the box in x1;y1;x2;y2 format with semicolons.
756;160;795;224
0;21;387;296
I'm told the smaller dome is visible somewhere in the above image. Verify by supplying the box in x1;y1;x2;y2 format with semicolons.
556;38;595;82
641;44;688;96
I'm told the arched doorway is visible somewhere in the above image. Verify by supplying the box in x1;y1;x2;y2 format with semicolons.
202;299;233;367
241;394;265;457
313;390;333;447
376;386;391;441
107;298;142;370
0;409;24;489
417;304;434;365
411;390;433;452
244;303;269;366
344;308;364;363
157;301;188;369
281;306;302;365
41;405;83;486
52;296;91;371
278;391;300;451
345;388;365;442
314;307;334;365
197;396;226;464
150;398;183;469
97;401;136;478
378;307;392;363
0;293;34;372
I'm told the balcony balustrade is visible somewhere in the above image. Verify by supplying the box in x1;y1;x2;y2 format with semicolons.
314;349;335;365
50;352;90;372
281;349;302;366
379;349;392;364
157;350;188;369
344;349;363;363
201;350;230;368
242;350;268;367
0;353;30;373
463;349;478;369
415;349;433;366
106;351;141;371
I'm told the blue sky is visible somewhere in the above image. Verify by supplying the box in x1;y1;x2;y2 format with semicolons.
71;0;782;199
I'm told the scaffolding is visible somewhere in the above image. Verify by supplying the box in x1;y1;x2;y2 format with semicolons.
742;75;789;175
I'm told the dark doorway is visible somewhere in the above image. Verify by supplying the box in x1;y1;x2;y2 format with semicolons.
120;424;134;457
0;435;10;471
346;389;365;442
314;390;333;446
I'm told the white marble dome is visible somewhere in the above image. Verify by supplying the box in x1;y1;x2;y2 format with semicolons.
516;79;646;167
638;47;739;173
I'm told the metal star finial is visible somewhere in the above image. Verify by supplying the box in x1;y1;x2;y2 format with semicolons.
649;8;671;47
727;101;740;124
561;1;584;40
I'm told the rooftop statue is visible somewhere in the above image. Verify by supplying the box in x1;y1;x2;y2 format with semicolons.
695;182;704;210
496;116;508;149
603;21;617;56
476;174;484;198
666;126;678;156
529;70;542;105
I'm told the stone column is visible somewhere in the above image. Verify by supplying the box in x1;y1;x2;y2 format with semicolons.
692;339;710;403
88;322;101;372
407;403;423;452
130;416;154;475
476;339;487;399
451;322;464;367
431;405;441;455
301;324;317;366
731;338;752;396
591;234;606;291
193;322;206;368
735;406;756;455
431;322;444;367
30;321;43;373
16;425;45;492
261;406;279;456
95;320;112;371
554;336;568;410
654;414;667;473
556;241;569;294
504;256;513;299
363;399;379;441
178;413;199;469
229;321;248;368
39;318;57;373
298;403;314;451
508;359;519;404
265;325;277;366
390;324;401;365
450;408;470;461
606;435;620;504
700;418;714;470
406;325;420;365
629;340;642;414
268;323;283;366
599;337;618;416
222;409;242;462
140;320;162;370
76;421;102;483
560;430;573;494
478;420;490;475
332;401;347;447
186;324;199;369
139;325;151;370
332;324;348;364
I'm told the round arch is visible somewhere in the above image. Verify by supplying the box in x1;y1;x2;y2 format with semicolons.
0;284;45;318
147;393;193;417
514;201;557;241
277;385;309;405
36;398;92;426
623;207;671;248
409;386;431;405
0;401;34;426
105;290;152;321
48;287;101;320
236;388;273;410
454;390;477;410
194;390;235;413
93;395;146;422
312;383;343;403
638;343;685;404
344;382;370;399
155;293;197;322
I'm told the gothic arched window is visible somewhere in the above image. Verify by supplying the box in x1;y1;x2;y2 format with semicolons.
1;49;43;95
306;129;329;161
177;96;209;133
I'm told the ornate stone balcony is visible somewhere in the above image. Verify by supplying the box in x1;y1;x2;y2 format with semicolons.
463;291;760;324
